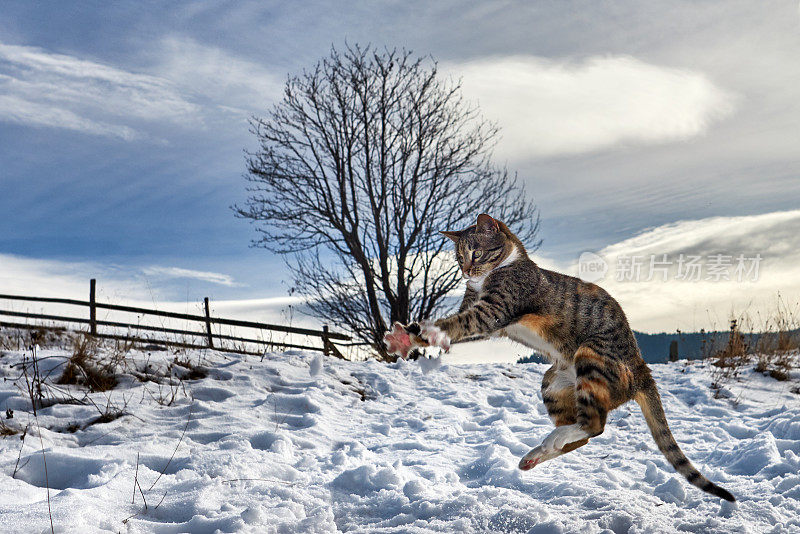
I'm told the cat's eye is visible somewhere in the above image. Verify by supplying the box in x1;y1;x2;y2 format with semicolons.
473;250;483;259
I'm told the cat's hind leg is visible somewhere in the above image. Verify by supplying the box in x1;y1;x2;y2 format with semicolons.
526;346;615;461
519;435;589;470
572;345;614;439
519;365;589;470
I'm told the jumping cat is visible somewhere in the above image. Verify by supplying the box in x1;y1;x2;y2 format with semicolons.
383;213;735;502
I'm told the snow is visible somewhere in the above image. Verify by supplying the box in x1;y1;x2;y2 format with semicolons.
0;345;798;533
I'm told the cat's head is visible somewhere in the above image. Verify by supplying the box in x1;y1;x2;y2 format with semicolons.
441;214;519;282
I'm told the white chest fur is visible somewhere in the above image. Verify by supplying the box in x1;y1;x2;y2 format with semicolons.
504;322;564;362
467;276;487;292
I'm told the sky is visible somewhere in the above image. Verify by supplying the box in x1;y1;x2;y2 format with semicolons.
1;1;800;350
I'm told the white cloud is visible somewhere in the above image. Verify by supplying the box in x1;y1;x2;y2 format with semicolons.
0;252;299;326
448;55;736;159
153;37;283;115
0;41;200;138
0;254;243;301
0;254;135;301
142;266;239;287
560;209;800;333
0;94;138;140
0;38;283;139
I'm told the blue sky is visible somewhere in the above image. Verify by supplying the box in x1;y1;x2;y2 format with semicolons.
2;1;800;335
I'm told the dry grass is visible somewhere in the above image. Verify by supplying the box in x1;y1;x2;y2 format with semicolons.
55;332;207;393
713;320;750;366
708;295;799;390
709;319;751;392
57;334;118;392
0;325;73;351
0;329;25;351
752;296;799;381
754;355;793;381
59;409;127;434
171;357;208;380
0;420;19;437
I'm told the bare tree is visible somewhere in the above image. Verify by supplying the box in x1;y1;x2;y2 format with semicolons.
237;45;539;359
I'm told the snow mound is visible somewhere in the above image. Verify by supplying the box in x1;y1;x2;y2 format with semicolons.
0;347;798;532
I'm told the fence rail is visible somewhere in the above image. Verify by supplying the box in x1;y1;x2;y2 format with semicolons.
0;279;353;358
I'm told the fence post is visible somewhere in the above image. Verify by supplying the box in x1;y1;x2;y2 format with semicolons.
669;340;679;362
322;325;330;356
89;279;97;336
204;297;214;349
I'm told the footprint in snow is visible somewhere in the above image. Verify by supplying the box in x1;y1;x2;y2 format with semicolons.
191;386;236;402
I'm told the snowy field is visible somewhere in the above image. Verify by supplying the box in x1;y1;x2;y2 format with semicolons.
0;345;798;533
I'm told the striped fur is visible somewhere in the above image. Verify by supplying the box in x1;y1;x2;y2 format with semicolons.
391;213;735;502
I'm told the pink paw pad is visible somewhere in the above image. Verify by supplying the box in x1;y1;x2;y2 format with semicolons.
518;458;540;471
383;322;413;359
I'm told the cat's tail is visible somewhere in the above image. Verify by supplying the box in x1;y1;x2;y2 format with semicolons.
635;379;735;502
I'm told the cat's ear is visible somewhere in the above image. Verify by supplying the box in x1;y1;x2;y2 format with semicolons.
440;230;462;242
476;213;499;233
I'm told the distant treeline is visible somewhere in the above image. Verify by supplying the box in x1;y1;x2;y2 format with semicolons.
517;328;800;365
634;331;718;364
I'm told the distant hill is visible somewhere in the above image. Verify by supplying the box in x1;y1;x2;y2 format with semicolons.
517;328;800;365
633;331;718;364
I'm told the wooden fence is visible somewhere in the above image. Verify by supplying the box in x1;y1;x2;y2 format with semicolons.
0;279;353;358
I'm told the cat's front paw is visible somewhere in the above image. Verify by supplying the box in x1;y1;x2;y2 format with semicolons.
383;322;413;359
420;321;451;352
